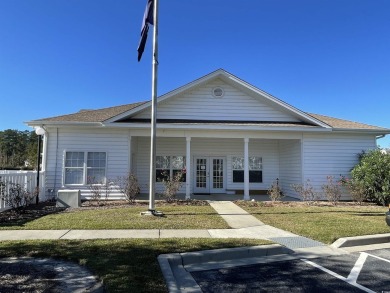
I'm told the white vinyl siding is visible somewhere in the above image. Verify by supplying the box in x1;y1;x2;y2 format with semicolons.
302;134;377;200
44;128;131;198
133;79;300;122
279;140;302;199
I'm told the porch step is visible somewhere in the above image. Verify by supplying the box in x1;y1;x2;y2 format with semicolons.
232;189;268;195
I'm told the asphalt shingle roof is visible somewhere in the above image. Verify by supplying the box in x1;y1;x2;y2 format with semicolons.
29;101;387;131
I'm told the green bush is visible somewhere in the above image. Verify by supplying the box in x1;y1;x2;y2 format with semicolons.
350;150;390;206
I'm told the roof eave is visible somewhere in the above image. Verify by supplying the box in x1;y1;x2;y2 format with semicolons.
331;128;390;135
25;120;103;127
102;122;330;132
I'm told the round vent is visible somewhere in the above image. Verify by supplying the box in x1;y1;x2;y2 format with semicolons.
212;87;224;98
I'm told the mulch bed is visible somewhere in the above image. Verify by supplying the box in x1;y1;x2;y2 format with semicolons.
0;201;65;226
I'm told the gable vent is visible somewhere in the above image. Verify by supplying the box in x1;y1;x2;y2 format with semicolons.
212;87;224;98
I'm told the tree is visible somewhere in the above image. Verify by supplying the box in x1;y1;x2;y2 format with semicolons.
0;129;38;169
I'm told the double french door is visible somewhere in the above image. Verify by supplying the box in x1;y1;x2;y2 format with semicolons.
193;157;225;194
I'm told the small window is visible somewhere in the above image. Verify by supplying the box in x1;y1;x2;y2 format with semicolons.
232;156;262;183
156;156;186;182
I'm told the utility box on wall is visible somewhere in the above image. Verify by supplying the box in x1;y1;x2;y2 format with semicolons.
57;190;81;208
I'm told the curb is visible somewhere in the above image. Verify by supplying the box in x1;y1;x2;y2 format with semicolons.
331;233;390;248
158;244;295;293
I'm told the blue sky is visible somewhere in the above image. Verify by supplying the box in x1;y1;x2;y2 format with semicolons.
1;0;389;147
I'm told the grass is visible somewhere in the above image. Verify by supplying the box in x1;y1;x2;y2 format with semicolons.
236;201;390;244
0;204;229;230
0;238;271;292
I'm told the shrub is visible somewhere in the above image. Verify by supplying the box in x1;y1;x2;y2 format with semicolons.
115;173;140;204
159;170;185;203
268;179;283;202
321;175;341;205
87;177;103;206
292;179;319;203
5;182;35;210
350;150;390;206
339;176;367;205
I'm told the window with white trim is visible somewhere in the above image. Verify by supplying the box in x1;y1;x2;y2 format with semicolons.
64;151;107;185
156;156;186;182
232;156;262;183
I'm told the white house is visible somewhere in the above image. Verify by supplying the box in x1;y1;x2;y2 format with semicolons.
27;69;390;200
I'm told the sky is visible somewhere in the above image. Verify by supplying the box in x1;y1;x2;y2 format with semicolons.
0;0;389;147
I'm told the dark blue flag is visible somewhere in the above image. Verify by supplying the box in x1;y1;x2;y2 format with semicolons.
137;0;154;62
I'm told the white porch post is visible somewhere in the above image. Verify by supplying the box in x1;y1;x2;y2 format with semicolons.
244;138;250;200
128;135;132;172
185;137;191;199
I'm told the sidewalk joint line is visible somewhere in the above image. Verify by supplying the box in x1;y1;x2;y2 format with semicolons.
59;229;72;239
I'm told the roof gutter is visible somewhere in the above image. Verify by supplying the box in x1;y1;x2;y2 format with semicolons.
25;121;104;127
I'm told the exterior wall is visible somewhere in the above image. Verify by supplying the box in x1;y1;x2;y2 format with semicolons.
134;79;300;122
135;137;280;194
279;139;302;199
302;133;377;200
42;126;379;201
43;127;131;198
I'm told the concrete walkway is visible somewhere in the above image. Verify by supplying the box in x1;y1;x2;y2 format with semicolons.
208;201;325;250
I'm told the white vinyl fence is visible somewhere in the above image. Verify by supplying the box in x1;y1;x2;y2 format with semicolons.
0;171;38;211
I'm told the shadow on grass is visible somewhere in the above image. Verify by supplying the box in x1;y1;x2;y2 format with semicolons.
0;238;267;293
0;202;65;229
247;210;385;216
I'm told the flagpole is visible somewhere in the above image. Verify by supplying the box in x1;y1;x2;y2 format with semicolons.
148;0;159;213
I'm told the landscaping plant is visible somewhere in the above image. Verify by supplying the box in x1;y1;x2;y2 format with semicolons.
291;179;319;204
350;150;390;206
321;175;341;205
4;182;35;210
159;170;185;202
339;176;367;205
267;179;283;201
115;173;140;203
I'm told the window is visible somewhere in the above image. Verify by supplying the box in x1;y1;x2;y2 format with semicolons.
156;156;186;182
64;151;107;185
87;152;107;184
156;156;170;182
232;156;262;183
65;152;84;185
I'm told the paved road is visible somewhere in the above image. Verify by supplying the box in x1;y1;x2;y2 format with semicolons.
191;248;390;292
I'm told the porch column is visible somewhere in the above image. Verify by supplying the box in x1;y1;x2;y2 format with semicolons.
128;135;132;172
244;138;250;200
185;137;191;199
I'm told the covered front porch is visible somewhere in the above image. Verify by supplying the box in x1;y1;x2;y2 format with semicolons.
130;132;303;200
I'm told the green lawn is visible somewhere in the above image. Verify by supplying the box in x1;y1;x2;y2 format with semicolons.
236;201;390;244
0;238;271;292
0;205;229;230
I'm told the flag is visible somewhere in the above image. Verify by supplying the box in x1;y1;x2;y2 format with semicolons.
137;0;154;62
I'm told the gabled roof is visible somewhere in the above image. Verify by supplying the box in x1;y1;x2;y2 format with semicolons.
104;69;330;128
26;69;390;134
